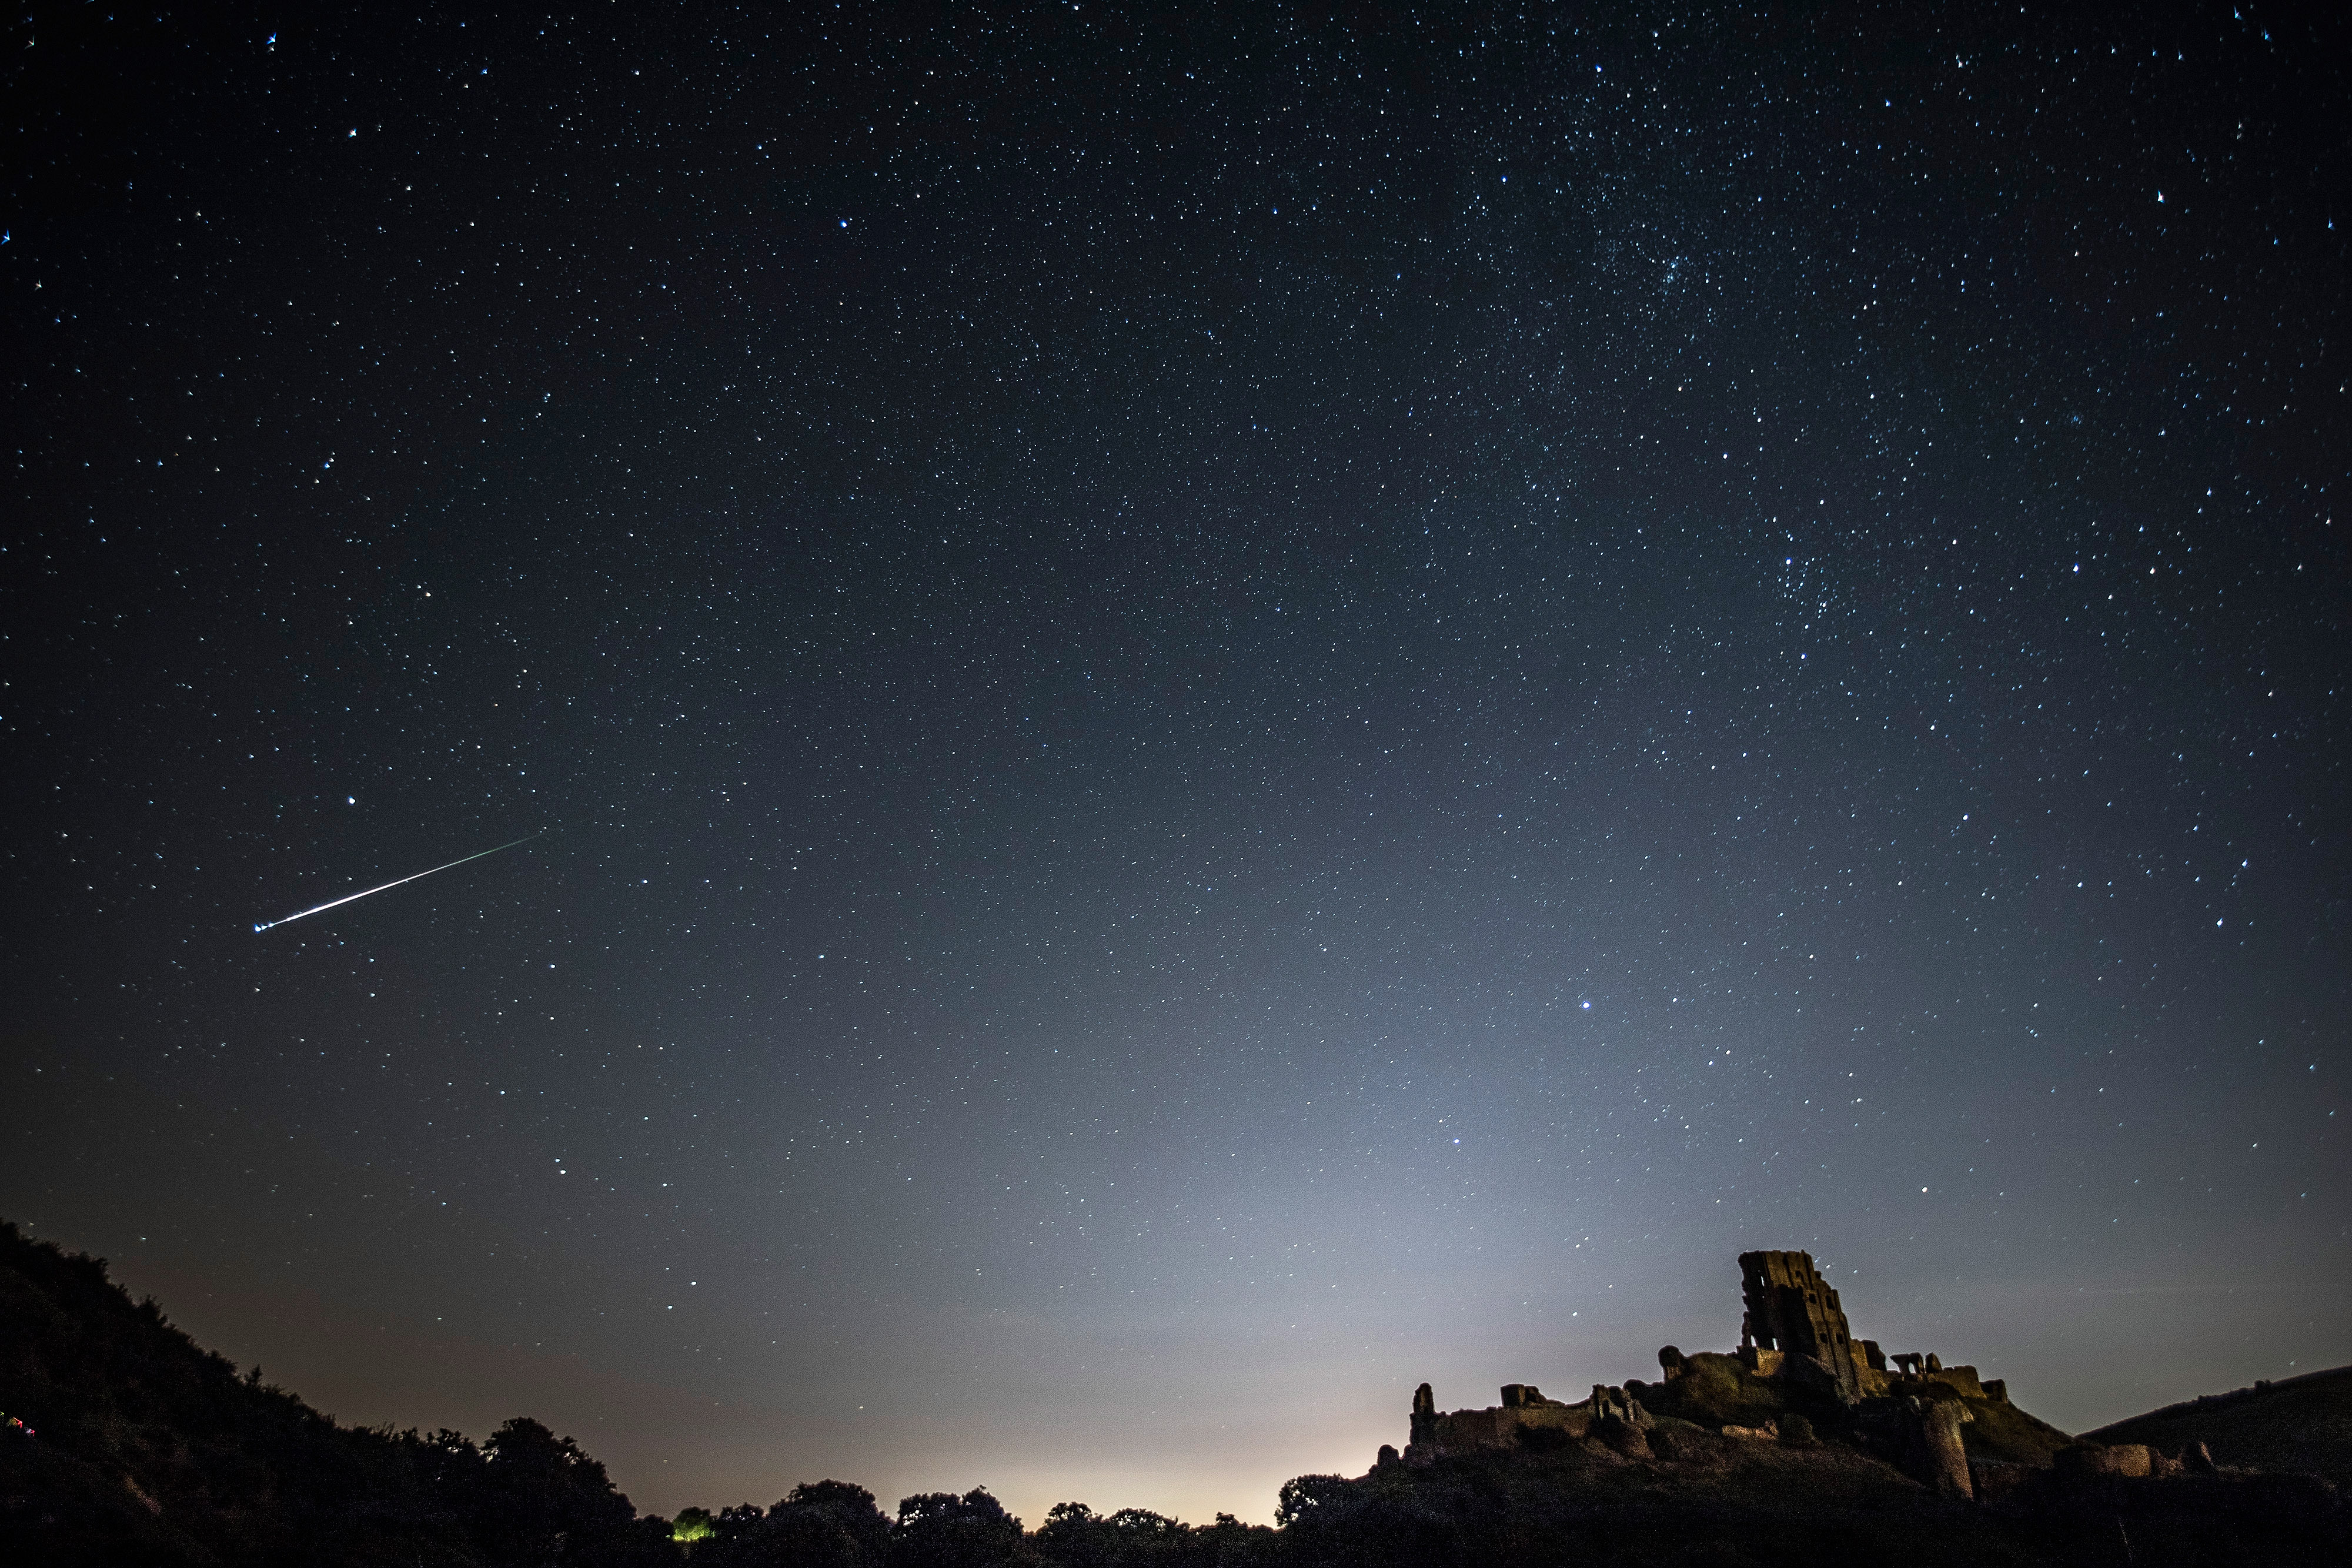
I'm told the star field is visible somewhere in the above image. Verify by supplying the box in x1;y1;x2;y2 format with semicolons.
5;2;2347;1527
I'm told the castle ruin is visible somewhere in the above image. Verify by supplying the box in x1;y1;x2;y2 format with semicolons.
1399;1248;2006;1469
1710;1249;2002;1404
1735;1249;1865;1399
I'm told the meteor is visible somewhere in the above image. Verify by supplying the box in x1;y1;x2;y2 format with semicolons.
252;830;546;933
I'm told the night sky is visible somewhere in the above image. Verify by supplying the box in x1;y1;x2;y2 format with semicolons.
6;1;2348;1528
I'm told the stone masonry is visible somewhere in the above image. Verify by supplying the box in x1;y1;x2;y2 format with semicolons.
1738;1249;1865;1400
1401;1247;2012;1469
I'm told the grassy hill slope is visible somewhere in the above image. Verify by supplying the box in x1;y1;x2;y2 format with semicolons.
2085;1366;2352;1487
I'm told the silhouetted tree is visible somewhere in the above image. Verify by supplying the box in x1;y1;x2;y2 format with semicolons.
1191;1512;1277;1568
1271;1475;1349;1529
692;1480;888;1568
468;1416;673;1567
889;1487;1021;1568
1033;1501;1214;1568
1035;1502;1112;1568
785;1480;892;1564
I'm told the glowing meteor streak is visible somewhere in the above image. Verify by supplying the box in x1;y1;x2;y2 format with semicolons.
252;831;546;933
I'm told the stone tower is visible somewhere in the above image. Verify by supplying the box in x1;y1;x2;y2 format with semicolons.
1738;1250;1861;1400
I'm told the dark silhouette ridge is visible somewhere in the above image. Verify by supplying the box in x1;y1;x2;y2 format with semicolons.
4;1220;2344;1566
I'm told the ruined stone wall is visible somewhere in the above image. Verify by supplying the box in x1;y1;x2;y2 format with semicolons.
1878;1364;1985;1399
1738;1249;1863;1400
1405;1385;1616;1460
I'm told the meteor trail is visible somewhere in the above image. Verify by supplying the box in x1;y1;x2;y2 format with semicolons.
252;831;546;933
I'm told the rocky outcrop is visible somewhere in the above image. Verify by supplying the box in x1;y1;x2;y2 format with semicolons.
2055;1443;2153;1480
1863;1395;1973;1497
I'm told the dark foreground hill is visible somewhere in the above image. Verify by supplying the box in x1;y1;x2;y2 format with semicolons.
1273;1435;2340;1568
2084;1365;2352;1489
3;1219;2346;1566
0;1220;673;1567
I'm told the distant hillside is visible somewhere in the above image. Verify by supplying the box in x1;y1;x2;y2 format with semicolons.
2085;1366;2352;1487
